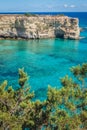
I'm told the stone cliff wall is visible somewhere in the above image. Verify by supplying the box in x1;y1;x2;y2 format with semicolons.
0;15;80;40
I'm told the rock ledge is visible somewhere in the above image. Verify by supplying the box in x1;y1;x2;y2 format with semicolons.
0;15;80;40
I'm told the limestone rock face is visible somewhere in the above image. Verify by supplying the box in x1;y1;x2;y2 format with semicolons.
0;15;80;40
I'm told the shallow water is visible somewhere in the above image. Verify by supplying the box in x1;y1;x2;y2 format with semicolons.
0;12;87;100
0;38;87;100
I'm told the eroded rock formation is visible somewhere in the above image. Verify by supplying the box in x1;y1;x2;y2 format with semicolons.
0;15;80;40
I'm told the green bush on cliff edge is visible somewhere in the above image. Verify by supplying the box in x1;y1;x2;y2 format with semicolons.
24;13;37;17
0;63;87;130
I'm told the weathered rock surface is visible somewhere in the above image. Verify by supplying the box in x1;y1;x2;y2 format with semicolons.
0;15;80;40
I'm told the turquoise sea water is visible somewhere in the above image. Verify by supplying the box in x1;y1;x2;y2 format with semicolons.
0;12;87;100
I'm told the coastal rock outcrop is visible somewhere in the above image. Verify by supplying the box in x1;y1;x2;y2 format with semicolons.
0;15;80;40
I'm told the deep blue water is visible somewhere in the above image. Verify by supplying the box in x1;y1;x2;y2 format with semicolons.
0;12;87;100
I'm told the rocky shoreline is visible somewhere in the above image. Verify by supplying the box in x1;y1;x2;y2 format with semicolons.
0;15;80;40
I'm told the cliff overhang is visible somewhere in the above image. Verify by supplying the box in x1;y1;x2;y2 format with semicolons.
0;15;80;40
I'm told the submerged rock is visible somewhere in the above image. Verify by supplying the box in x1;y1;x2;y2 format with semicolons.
0;15;80;40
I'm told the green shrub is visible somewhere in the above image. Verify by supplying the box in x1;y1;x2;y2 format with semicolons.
0;63;87;129
24;13;37;17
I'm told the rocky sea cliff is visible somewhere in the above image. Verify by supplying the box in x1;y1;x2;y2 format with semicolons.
0;15;80;40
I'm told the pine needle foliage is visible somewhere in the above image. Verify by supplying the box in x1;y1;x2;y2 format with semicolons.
0;63;87;130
